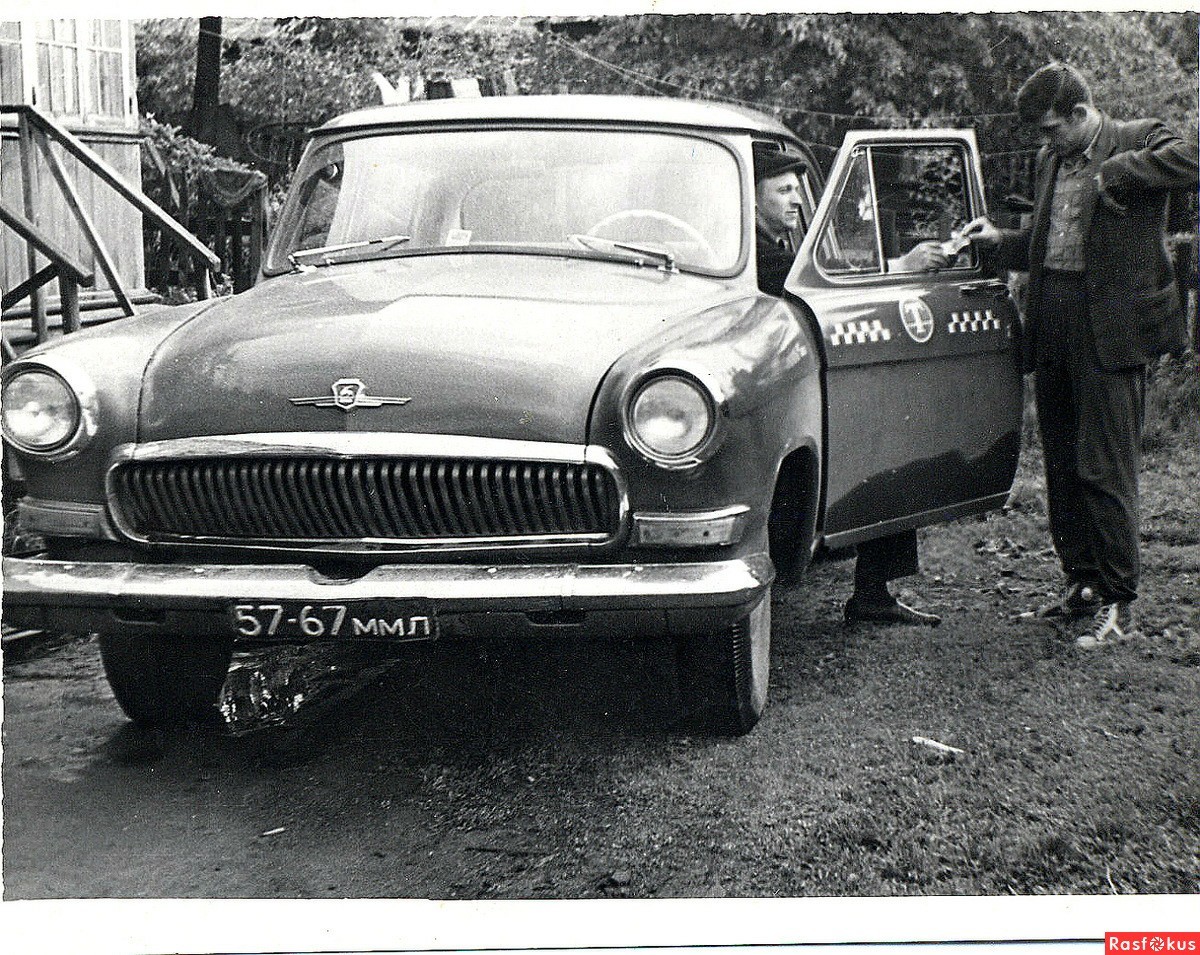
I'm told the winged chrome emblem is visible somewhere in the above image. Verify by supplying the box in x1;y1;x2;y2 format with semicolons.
289;377;412;412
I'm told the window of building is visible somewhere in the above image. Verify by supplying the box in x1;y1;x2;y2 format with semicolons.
36;19;80;115
1;20;24;105
1;18;133;126
86;19;125;119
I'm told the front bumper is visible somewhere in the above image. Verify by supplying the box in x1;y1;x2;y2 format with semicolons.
1;555;774;641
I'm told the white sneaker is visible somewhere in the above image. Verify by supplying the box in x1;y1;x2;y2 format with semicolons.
1075;602;1139;649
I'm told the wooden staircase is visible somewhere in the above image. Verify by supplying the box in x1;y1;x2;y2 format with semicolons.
1;104;220;359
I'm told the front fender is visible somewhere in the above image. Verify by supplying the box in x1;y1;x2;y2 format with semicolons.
588;293;823;555
5;299;222;504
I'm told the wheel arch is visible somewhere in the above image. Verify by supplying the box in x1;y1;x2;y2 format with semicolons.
768;439;821;579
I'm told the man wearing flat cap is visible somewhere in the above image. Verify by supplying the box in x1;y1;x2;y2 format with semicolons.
754;150;809;297
752;149;942;627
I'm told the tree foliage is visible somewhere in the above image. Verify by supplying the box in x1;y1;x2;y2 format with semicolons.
136;17;544;130
546;12;1197;157
134;12;1198;177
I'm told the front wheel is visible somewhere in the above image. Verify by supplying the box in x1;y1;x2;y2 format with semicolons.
99;631;233;726
675;588;771;736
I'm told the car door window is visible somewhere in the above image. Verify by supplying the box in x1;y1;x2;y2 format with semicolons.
816;143;977;277
815;149;880;274
874;144;976;272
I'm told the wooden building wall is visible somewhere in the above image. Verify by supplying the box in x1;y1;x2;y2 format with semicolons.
1;127;145;297
1;18;144;307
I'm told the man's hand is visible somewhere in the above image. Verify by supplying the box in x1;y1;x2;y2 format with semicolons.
962;216;1001;248
894;240;950;272
1095;169;1128;214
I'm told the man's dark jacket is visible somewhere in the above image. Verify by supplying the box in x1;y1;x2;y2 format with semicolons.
756;227;795;297
991;114;1198;371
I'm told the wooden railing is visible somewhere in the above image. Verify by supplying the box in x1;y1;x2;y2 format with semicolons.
145;177;268;296
0;202;94;360
1;104;221;349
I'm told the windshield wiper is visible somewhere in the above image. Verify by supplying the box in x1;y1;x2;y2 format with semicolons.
289;234;412;268
567;234;676;272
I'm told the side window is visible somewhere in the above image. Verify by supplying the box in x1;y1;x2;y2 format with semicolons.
873;144;976;272
816;142;977;277
816;149;880;274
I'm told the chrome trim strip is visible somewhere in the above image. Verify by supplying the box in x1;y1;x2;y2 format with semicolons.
3;554;774;612
821;491;1010;549
104;435;630;554
633;504;749;524
109;432;595;464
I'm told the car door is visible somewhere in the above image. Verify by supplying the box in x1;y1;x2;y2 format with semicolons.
784;130;1022;548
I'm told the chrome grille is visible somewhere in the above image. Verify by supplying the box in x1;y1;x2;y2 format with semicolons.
109;456;620;546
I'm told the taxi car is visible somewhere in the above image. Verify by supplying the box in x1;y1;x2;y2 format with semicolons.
1;95;1023;735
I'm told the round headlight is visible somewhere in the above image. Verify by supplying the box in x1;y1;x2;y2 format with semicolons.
627;373;715;465
2;368;81;453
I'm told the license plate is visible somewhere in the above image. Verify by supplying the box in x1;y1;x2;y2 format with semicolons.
231;601;438;642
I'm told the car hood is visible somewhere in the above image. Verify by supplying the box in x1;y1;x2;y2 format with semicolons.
139;255;746;446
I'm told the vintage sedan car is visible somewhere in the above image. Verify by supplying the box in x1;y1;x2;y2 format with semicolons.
1;95;1022;734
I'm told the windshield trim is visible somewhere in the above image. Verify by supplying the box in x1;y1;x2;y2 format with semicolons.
262;124;750;280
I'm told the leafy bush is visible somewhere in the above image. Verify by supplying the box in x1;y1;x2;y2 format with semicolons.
140;116;254;299
140;116;252;220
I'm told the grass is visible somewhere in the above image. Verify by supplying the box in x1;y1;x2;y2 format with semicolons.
359;360;1200;898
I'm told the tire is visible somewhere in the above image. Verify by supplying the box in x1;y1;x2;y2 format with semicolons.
98;631;234;726
675;587;771;736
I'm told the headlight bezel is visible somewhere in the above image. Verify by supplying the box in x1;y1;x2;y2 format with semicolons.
1;359;99;461
621;366;725;470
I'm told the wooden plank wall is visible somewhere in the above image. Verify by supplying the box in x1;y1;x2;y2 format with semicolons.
0;128;145;298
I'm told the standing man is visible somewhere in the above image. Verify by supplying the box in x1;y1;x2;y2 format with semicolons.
965;63;1198;647
754;149;942;627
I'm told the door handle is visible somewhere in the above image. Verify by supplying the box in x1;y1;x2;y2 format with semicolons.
959;281;1010;299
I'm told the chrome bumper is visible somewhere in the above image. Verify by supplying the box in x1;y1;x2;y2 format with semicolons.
1;555;774;640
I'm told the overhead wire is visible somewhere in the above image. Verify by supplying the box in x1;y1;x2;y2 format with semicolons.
544;29;1196;146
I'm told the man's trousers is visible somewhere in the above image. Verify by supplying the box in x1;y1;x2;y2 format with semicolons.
1034;271;1145;604
855;530;920;593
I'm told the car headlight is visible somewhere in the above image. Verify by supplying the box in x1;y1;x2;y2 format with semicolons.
2;363;95;459
625;372;717;468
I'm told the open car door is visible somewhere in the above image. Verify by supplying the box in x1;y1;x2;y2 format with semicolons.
785;129;1023;548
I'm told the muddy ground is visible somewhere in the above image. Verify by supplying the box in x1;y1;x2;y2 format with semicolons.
3;441;1198;900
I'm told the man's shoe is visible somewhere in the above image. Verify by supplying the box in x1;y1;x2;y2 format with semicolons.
845;595;941;627
1075;602;1140;649
1036;581;1102;619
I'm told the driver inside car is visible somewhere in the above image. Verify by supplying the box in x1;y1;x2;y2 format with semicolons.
753;148;943;627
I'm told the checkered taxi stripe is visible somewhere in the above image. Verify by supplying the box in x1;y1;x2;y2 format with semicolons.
948;310;1000;334
829;319;891;346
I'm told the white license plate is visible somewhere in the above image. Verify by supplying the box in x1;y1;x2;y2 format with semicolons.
230;601;438;642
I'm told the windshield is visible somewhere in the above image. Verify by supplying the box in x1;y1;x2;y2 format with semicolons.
266;128;743;274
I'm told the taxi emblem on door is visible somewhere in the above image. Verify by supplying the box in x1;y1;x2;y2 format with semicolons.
899;299;935;343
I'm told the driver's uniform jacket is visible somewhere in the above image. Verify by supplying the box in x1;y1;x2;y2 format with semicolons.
988;113;1198;371
755;225;796;297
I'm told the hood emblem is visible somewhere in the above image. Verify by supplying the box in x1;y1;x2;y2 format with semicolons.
290;378;412;412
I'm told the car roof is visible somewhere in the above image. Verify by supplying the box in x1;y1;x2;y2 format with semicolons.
316;94;797;138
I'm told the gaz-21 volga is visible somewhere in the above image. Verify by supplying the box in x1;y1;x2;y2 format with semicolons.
2;95;1023;734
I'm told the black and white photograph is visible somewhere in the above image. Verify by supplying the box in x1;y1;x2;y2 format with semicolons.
1;3;1197;952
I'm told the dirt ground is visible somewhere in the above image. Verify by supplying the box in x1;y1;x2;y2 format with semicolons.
3;439;1198;899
